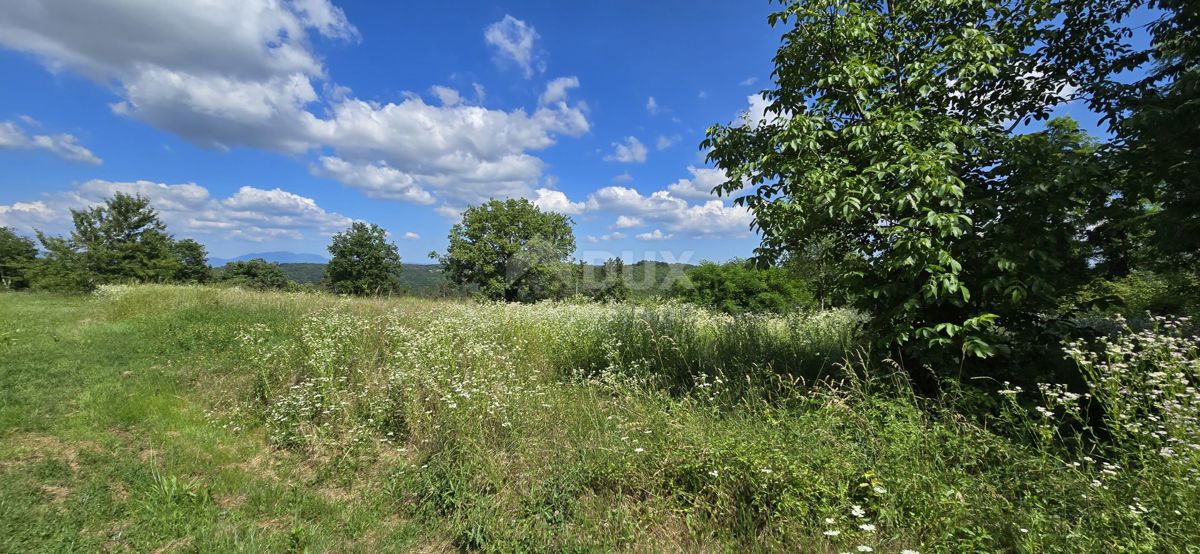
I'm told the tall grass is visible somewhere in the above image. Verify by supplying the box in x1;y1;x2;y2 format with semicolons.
62;286;1200;550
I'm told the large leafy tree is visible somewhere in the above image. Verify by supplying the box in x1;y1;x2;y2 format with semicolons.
435;199;575;302
703;0;1127;360
0;227;38;289
325;222;403;296
35;193;180;290
1106;0;1200;268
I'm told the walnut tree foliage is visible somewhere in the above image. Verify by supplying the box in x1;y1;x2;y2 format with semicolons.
1105;0;1200;269
435;199;575;302
703;0;1154;360
325;221;403;296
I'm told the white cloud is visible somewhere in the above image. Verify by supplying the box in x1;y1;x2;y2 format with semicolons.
291;0;359;41
483;15;542;79
585;232;626;243
435;205;463;221
636;229;672;241
532;188;585;215
305;79;589;207
312;156;434;204
739;77;758;86
739;93;789;127
0;1;593;213
604;136;647;164
0;180;351;242
666;165;727;200
614;215;643;229
402;231;420;240
655;134;680;150
539;76;579;105
613;171;633;183
584;168;753;238
0;0;357;152
0;201;55;228
429;85;461;107
0;119;101;165
646;96;659;115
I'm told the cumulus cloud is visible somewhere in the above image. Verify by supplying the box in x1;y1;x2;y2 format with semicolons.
666;165;727;200
614;215;643;229
0;119;101;164
636;229;672;241
0;1;592;212
312;156;434;204
0;0;357;152
305;78;588;207
583;167;753;238
402;231;420;240
604;136;647;164
739;93;789;127
0;180;350;243
532;188;585;215
484;15;543;79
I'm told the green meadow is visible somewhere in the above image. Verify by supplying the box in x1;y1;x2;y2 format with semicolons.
1;285;1195;552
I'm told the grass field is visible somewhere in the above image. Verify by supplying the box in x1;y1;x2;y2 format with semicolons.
0;286;1196;552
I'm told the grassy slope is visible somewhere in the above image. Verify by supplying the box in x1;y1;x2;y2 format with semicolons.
0;286;1194;552
0;291;434;552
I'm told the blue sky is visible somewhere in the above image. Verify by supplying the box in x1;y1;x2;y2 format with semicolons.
0;1;785;264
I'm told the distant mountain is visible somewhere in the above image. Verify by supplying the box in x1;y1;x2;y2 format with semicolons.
210;251;328;266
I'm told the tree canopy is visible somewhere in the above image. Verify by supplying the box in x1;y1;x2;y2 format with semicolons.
703;0;1194;363
34;193;180;291
219;259;295;291
325;222;403;296
671;260;813;314
435;199;575;302
0;227;38;290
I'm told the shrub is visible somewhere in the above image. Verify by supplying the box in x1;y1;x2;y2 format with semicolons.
670;260;814;314
218;259;296;291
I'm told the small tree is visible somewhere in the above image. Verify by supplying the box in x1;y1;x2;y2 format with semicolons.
325;222;403;296
594;257;630;302
172;239;212;283
219;259;294;291
434;199;575;302
0;227;38;290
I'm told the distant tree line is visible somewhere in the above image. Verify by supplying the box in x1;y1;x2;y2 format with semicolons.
3;193;842;315
0;193;407;296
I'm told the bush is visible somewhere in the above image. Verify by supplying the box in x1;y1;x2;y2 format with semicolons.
218;259;296;291
670;260;814;314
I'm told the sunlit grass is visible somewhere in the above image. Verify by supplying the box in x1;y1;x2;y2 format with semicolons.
0;285;1196;552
